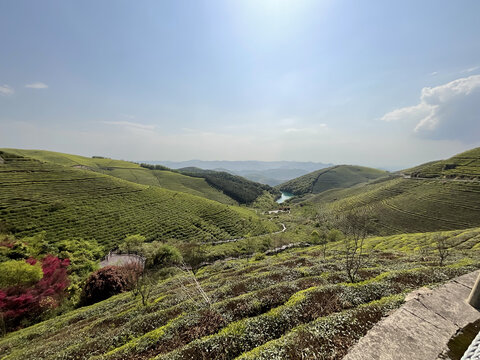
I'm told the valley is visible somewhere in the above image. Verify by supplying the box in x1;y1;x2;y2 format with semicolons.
1;147;480;360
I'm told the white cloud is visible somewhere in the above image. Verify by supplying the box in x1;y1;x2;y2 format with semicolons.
283;124;327;133
25;82;48;89
462;66;479;74
0;84;14;96
103;121;156;130
381;75;480;143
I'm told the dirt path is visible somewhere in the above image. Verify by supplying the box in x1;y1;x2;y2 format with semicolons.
344;270;480;360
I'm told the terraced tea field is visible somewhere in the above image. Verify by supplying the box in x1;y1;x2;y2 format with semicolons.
0;151;278;249
405;147;480;179
307;176;480;235
1;227;479;359
1;149;237;205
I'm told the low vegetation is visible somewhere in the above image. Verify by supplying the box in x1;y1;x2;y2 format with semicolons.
0;225;478;359
1;147;480;359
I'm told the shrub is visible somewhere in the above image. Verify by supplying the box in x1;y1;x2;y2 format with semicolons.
0;255;70;332
80;265;139;306
143;243;182;269
118;234;146;254
0;260;43;288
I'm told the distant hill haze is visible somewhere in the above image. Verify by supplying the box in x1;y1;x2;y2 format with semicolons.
276;165;388;195
141;160;333;186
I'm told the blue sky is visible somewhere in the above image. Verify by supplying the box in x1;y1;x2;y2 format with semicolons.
1;0;480;168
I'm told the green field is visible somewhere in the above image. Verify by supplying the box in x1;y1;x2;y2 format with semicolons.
0;149;238;205
1;226;478;359
0;151;278;249
276;165;388;196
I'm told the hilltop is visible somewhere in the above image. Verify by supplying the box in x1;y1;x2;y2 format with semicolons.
276;165;388;196
0;150;278;249
404;147;480;179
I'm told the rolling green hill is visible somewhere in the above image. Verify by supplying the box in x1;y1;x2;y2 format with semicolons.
404;147;480;179
178;167;280;204
0;150;278;249
0;149;237;205
276;165;388;196
1;227;479;359
300;148;480;235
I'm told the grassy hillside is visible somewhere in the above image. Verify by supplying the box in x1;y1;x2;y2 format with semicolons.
276;165;388;196
0;149;237;205
0;151;278;249
305;176;480;234
178;167;280;204
1;227;479;359
404;147;480;179
298;148;480;235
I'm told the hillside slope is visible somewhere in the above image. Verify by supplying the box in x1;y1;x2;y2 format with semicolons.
0;151;278;248
276;165;388;195
307;175;480;235
1;227;479;359
1;149;237;205
302;148;480;235
178;167;280;204
404;147;480;179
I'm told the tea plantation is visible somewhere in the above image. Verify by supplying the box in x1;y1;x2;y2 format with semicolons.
1;149;238;205
0;151;278;249
404;147;480;179
1;227;479;359
304;175;480;235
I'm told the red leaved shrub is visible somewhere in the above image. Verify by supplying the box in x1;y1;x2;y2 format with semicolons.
80;265;140;306
0;255;70;331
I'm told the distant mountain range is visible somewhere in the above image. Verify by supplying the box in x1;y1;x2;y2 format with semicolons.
142;160;333;186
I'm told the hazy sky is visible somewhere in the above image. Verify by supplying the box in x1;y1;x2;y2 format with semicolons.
1;0;480;169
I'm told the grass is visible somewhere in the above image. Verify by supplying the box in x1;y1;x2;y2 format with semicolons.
1;226;479;359
276;165;388;196
0;151;278;249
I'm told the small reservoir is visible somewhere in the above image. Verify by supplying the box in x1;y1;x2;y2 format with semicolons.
276;191;294;204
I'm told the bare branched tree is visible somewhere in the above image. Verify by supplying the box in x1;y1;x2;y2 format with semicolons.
337;210;373;283
434;234;450;266
132;269;156;306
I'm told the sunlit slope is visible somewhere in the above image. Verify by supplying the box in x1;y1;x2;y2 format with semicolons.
1;227;479;360
276;165;388;195
308;176;480;234
1;149;236;205
0;151;277;248
404;147;480;179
